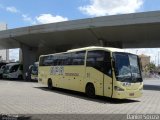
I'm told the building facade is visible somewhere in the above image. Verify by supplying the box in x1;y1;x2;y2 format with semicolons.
0;23;7;31
139;54;150;71
0;23;9;62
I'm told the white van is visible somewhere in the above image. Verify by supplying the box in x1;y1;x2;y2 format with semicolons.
0;65;6;78
3;63;23;79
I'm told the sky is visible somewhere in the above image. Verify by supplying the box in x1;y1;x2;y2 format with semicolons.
0;0;160;63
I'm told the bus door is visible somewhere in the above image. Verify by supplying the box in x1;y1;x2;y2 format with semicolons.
103;52;112;97
86;50;112;97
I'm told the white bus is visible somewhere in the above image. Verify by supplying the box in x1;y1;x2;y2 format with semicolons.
3;63;23;79
38;47;143;99
31;62;39;81
25;62;39;81
0;65;6;78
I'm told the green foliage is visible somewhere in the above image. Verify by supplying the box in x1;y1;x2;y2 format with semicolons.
147;63;156;71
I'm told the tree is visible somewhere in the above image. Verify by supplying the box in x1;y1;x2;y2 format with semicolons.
147;63;156;71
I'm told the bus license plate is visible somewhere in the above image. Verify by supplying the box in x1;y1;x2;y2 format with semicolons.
129;93;134;96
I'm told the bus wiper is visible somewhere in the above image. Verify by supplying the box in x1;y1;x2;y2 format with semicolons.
132;77;142;83
117;76;131;82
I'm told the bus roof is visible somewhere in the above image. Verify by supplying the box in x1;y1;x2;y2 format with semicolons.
40;46;125;57
67;46;125;52
6;63;21;66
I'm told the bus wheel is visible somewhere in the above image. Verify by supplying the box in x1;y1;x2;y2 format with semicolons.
85;83;95;98
48;79;53;90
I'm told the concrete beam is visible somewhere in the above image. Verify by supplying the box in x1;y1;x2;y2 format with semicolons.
0;11;160;50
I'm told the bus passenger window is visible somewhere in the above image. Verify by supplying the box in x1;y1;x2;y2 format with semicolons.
87;50;104;71
64;53;72;65
72;51;85;65
87;50;112;77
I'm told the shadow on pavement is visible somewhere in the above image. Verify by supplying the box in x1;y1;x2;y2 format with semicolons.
144;84;160;91
35;87;140;104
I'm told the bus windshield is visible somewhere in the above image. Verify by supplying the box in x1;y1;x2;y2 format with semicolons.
3;65;10;74
31;64;38;75
113;52;142;83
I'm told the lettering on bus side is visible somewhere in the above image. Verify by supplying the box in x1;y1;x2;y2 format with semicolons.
65;73;79;76
50;66;64;75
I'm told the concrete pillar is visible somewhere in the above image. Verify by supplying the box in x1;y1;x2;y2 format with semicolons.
99;39;105;47
0;23;9;62
20;44;38;77
6;49;9;62
19;48;23;63
104;41;123;48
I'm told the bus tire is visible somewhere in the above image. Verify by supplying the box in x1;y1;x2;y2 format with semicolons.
48;79;53;90
85;83;95;98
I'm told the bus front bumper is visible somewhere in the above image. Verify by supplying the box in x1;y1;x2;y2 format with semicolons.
31;75;38;81
3;74;10;79
112;90;143;99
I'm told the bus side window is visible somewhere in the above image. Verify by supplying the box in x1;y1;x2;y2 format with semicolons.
65;53;72;65
86;50;112;77
41;55;53;66
56;55;63;65
72;51;85;65
86;50;104;71
86;58;95;66
53;59;58;66
39;57;44;66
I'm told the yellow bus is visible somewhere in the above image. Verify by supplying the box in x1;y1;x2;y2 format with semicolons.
38;47;143;99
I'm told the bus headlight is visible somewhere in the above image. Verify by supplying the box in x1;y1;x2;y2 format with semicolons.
114;86;124;91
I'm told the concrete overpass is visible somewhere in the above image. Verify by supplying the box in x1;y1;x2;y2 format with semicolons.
1;11;160;74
